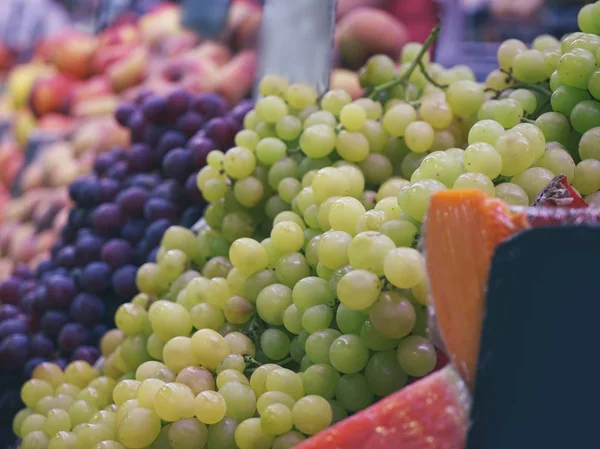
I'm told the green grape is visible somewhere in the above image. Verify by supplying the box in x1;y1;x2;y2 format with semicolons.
234;418;275;449
223;147;256;179
150;302;192;342
360;120;389;154
301;305;333;333
374;197;401;219
360;320;400;351
535;112;571;145
508;88;537;115
382;103;417;137
463;142;502;178
551;85;591;116
494;183;530;206
573;158;600;194
21;413;46;436
379;219;418;248
285;83;317;109
512;49;547;83
224;295;254;325
497;39;527;70
537;147;576;181
229;238;268;277
291;396;332;436
191;329;230;370
289;336;306;362
578;4;598;33
206;418;238;449
533;34;560;52
549;70;564;91
219;381;257;421
191;303;225;331
75;423;116;449
485;69;513;91
363;54;396;85
163;336;199;374
558;49;597;89
337;269;382;311
446;80;484;117
235;129;259;150
305;329;341;364
292;276;334;310
358;153;393;185
328;400;348;424
570;99;600;134
233;176;265;208
256;96;288;123
21;430;49;449
417;151;462;187
117;407;161;449
217;354;246;374
245;269;278;302
494;98;523;129
320;89;352;116
396;335;437;377
275;115;301;141
260;329;291;361
326;197;364;235
47;431;76;449
396;179;447;222
355;209;388;233
256;391;296;416
259;75;289;96
579;127;600;161
336;373;374;412
495;130;535;176
339;103;367;131
194;390;227;425
265;369;304;400
223;332;256;357
249;364;280;398
347;231;395;276
365;350;409;397
419;98;453;130
268;157;298;190
299;125;336;158
369;290;416;339
256;284;293;326
336;130;370;162
511;167;555;202
168;419;208;449
260;404;294;436
453;172;495;196
281;304;303;334
329;334;369;374
512;123;546;160
303;110;337;129
115;304;149;336
270;221;305;253
221;211;255;242
468;120;505;145
302;364;340;400
588;69;600;101
21;379;53;409
404;120;435;153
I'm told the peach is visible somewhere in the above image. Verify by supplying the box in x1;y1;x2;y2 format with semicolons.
151;53;218;94
72;76;113;104
21;163;44;192
154;30;199;58
225;0;262;50
29;72;74;117
72;95;119;118
36;114;75;137
93;43;137;75
331;69;364;99
139;3;182;46
191;42;232;67
214;50;257;105
107;46;148;92
50;30;99;79
335;8;409;69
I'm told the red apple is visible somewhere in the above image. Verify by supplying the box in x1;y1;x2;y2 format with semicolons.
29;72;74;117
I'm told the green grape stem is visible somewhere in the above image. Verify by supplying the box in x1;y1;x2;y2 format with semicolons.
367;22;442;99
487;82;552;100
493;175;512;186
417;60;448;89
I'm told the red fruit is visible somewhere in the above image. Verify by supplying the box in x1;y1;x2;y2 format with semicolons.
296;366;470;449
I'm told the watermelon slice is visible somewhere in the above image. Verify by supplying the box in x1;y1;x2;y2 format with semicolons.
295;365;470;449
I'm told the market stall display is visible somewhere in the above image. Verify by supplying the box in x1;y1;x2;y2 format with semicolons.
1;0;600;448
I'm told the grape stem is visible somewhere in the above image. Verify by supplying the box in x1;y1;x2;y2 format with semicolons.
493;175;512;186
367;22;441;99
417;61;448;89
487;82;551;100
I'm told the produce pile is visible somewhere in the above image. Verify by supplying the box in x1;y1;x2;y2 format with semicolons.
5;1;600;449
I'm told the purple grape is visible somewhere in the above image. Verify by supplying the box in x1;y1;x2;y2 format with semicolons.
99;178;120;203
121;219;147;245
0;278;21;305
91;324;108;344
166;88;191;117
186;172;204;203
135;88;153;105
128;143;156;172
180;205;204;228
144;219;171;247
142;96;167;123
70;293;105;326
74;236;103;265
147;247;159;263
229;99;254;124
192;92;228;118
205;117;236;149
19;291;37;315
111;147;128;161
128;110;148;143
0;304;20;321
40;311;68;339
176;111;205;137
116;187;149;218
92;203;123;234
94;153;116;176
112;265;138;299
157;130;187;159
80;262;111;294
162;148;193;181
45;275;76;309
58;323;90;353
144;124;169;146
72;346;100;365
18;280;38;299
115;101;137;127
67;208;88;231
30;334;54;358
35;260;54;278
32;289;49;316
153;180;188;210
101;239;134;269
77;178;102;208
56;246;76;268
0;334;30;370
128;173;161;190
0;319;29;340
13;263;33;280
107;161;129;181
187;136;214;169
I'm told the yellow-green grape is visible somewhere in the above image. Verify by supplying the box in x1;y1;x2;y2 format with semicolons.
261;404;294;436
235;130;259;150
337;164;365;199
175;366;215;396
446;80;484;118
383;247;425;289
347;232;396;276
299;124;336;158
259;75;289;96
511;167;555;201
337;269;382;310
229;238;268;276
191;329;230;370
497;39;527;71
223;147;256;179
235;418;275;449
312;167;350;203
136;378;165;409
375;197;401;219
163;336;200;374
265;369;304;401
112;380;140;408
495;130;535;176
382;103;417;137
320;89;352;116
420;98;453;129
154;383;195;422
270;221;305;253
32;363;64;388
168;419;208;449
21;379;53;409
191;302;225;331
463;142;503;179
404;121;435;153
256;96;289;123
494;182;530;206
291;395;332;435
336;131;370;162
275;115;302;141
224;296;253;324
75;423;116;449
21;430;49;449
318;231;352;270
48;431;77;449
195;390;227;424
328;197;366;236
303;110;337;129
285;84;317;109
68;400;98;427
117;407;161;449
453;172;496;196
224;332;256;357
353;98;383;120
21;413;46;436
217;369;250;389
339;104;367;131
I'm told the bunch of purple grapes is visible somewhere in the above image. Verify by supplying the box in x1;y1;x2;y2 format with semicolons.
0;88;253;380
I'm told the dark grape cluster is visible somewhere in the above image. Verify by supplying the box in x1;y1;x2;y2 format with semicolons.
0;89;253;380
